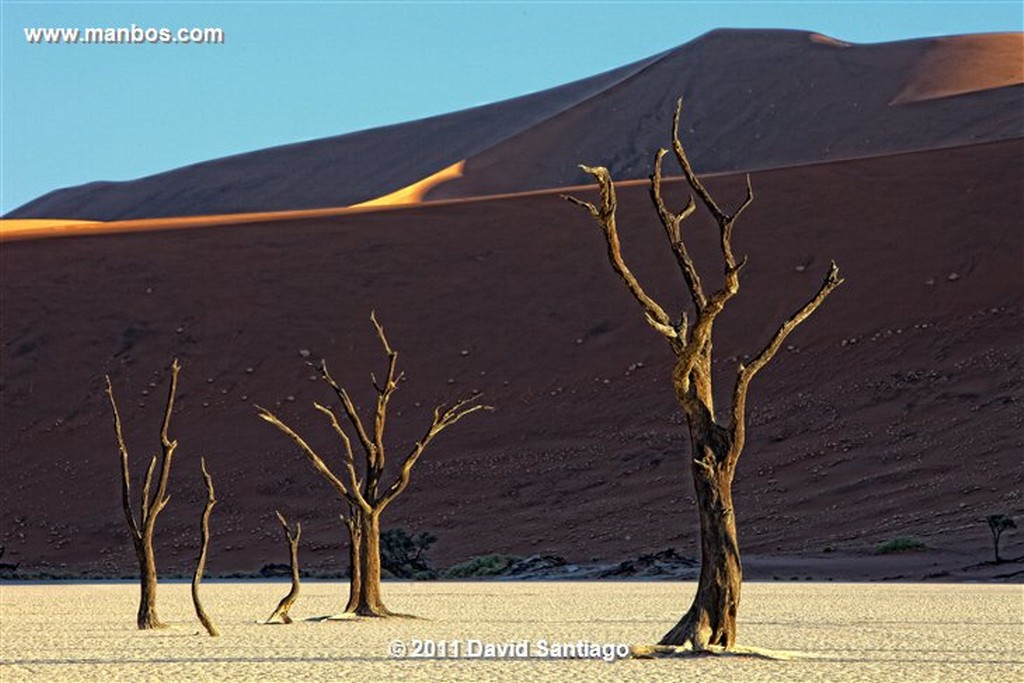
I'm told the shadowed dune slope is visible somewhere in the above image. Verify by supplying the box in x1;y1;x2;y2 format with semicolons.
1;140;1020;578
7;29;1022;221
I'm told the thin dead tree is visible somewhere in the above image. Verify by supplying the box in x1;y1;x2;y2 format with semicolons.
106;358;182;630
257;312;489;618
192;457;219;637
265;511;302;624
565;99;844;651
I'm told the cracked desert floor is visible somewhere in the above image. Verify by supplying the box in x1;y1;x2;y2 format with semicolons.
1;581;1021;682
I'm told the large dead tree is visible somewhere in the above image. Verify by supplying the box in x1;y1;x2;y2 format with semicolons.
257;312;489;617
105;358;181;630
565;100;844;650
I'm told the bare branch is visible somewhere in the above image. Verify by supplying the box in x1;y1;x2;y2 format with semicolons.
369;311;401;476
105;375;141;541
564;164;680;342
561;194;599;219
732;174;755;223
159;359;180;450
669;99;751;277
275;510;302;544
319;360;377;465
379;395;491;510
313;402;371;512
650;148;705;311
670;99;728;224
255;405;356;504
200;457;216;505
731;262;845;452
145;359;181;534
140;454;157;527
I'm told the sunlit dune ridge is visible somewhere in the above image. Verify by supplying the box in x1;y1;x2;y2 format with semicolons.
892;33;1024;104
0;219;103;239
353;160;465;208
0;161;468;242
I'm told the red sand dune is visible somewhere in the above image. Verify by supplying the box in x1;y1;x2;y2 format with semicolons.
7;29;1022;221
1;139;1020;580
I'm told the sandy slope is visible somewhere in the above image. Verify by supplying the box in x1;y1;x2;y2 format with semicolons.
1;139;1020;581
7;30;1021;220
1;582;1021;682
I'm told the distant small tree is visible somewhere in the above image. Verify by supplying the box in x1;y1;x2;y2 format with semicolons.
986;514;1016;563
105;359;181;630
0;546;19;575
257;312;489;617
191;457;219;637
265;511;302;624
566;99;843;650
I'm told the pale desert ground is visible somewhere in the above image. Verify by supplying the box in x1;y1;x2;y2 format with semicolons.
1;581;1021;682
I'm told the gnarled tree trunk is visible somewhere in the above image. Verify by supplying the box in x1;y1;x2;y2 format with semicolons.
135;543;162;629
343;510;364;614
661;439;741;648
350;511;391;617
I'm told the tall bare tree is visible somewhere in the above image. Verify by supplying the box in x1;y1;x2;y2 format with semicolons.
105;358;181;630
257;312;489;617
192;457;219;637
565;100;844;650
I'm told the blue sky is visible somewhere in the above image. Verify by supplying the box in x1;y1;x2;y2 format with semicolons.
2;1;1021;215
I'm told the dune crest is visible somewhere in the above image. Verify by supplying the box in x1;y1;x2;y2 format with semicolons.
892;33;1024;104
0;219;103;240
352;160;465;208
808;33;851;47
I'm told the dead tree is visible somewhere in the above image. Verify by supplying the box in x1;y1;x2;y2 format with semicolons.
106;358;182;630
565;99;844;650
987;514;1016;563
192;457;219;637
265;511;302;624
257;312;489;617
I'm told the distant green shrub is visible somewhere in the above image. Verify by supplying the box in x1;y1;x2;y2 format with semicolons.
380;528;438;579
442;554;519;578
874;537;926;554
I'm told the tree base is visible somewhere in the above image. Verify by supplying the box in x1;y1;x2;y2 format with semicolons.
631;643;801;660
316;610;419;621
137;617;168;630
262;613;294;625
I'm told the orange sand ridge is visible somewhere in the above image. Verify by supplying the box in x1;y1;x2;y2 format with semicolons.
353;160;465;208
1;161;468;243
892;33;1024;104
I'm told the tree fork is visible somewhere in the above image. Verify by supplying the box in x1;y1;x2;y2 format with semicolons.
192;457;219;637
